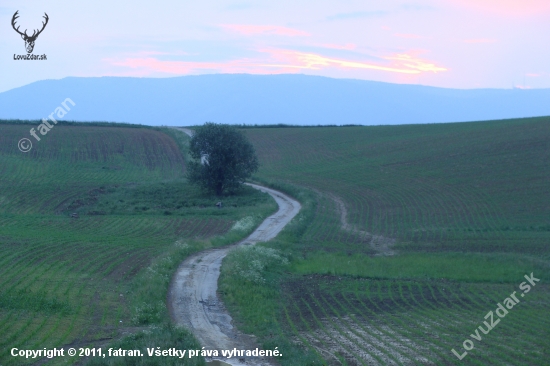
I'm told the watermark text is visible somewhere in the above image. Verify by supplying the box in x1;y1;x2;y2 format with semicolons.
451;272;540;360
18;98;76;152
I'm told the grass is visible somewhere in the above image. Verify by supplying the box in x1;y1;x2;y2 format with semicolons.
3;115;549;365
244;116;550;255
219;245;323;366
280;275;549;365
0;123;276;365
218;116;550;365
67;180;272;217
292;252;550;283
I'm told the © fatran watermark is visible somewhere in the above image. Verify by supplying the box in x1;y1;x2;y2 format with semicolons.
17;98;76;153
451;272;541;360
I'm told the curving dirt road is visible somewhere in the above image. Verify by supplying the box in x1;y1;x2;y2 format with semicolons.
330;194;396;256
168;128;301;365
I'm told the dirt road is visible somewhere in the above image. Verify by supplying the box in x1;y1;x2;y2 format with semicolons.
330;194;396;256
168;127;301;365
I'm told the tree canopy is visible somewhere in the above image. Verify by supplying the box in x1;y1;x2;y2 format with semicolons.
186;123;259;196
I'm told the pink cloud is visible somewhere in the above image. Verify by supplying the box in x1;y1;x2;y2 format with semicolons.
463;39;497;44
526;73;542;77
126;50;192;58
107;49;447;77
383;53;448;73
260;49;447;74
318;43;357;50
394;33;427;39
259;49;415;74
448;0;550;16
220;24;310;37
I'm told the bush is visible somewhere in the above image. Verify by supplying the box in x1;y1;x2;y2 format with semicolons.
223;246;288;284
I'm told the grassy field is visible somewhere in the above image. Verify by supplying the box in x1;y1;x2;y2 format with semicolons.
219;117;550;365
2;117;549;365
0;123;277;365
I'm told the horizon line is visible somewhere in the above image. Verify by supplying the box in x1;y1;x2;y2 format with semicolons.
2;73;549;93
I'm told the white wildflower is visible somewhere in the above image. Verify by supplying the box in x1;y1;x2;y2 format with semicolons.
231;216;255;231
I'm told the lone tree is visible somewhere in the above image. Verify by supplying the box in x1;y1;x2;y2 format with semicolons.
186;123;259;196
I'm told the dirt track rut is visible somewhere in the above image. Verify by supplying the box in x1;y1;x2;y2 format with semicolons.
168;128;301;365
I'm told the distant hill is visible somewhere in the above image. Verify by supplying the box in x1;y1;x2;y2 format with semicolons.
0;74;549;125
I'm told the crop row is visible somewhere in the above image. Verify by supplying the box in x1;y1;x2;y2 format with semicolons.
0;124;241;365
0;125;184;170
244;119;550;255
0;125;185;216
281;276;549;365
0;213;237;364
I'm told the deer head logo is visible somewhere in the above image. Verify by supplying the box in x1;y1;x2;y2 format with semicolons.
12;11;49;54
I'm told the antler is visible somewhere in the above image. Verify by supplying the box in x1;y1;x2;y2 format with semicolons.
12;11;49;39
11;11;26;37
32;12;50;37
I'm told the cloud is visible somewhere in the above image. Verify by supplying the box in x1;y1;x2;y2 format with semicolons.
278;45;381;63
318;43;357;51
132;50;190;57
384;53;448;73
326;10;390;21
220;24;310;37
463;38;497;44
107;48;448;77
394;33;428;39
400;3;436;11
326;4;434;21
447;0;550;16
260;48;447;74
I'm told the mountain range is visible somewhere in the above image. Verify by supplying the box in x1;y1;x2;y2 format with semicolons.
1;74;548;125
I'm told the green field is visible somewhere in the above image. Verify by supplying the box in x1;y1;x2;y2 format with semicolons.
219;117;550;365
0;123;276;365
2;117;549;366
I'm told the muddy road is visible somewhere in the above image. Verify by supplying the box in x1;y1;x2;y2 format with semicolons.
168;128;301;365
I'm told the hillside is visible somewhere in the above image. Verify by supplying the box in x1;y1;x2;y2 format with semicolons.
245;116;550;255
1;75;549;125
0;122;276;366
2;117;549;365
219;116;550;365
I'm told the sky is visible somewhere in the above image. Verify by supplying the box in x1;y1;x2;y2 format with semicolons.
1;0;549;93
